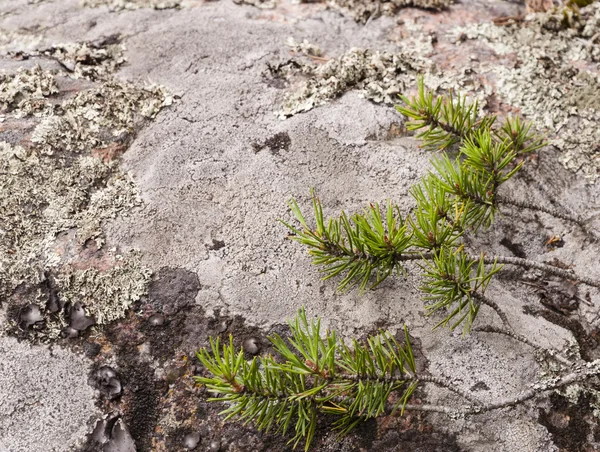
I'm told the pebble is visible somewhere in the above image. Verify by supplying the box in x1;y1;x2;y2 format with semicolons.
216;320;228;333
148;313;165;326
183;432;201;450
243;337;261;355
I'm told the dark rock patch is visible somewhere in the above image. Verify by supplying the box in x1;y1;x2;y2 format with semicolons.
538;392;600;452
147;267;200;315
252;132;291;156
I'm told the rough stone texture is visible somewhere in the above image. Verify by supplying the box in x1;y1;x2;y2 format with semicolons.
0;334;100;452
0;0;599;451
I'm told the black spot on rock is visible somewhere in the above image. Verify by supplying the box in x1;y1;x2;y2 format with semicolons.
500;237;527;259
43;271;63;313
252;132;291;156
183;432;201;450
83;412;136;452
148;313;166;326
147;267;201;315
84;341;102;358
69;301;96;331
208;239;225;251
470;381;490;391
19;304;44;329
243;336;261;355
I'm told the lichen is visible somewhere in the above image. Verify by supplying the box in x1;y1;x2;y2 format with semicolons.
325;0;454;23
31;81;172;154
449;3;600;180
286;37;322;58
0;65;58;116
43;39;127;80
82;0;181;11
278;48;425;118
0;40;172;342
233;0;277;9
55;253;151;325
0;28;44;55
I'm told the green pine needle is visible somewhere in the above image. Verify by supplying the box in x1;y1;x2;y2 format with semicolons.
195;308;419;450
280;191;414;292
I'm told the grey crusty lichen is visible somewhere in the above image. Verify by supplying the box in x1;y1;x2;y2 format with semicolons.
327;0;454;23
0;42;171;340
0;65;58;116
278;48;424;118
450;3;600;180
31;80;171;154
82;0;181;11
43;39;127;80
280;3;600;179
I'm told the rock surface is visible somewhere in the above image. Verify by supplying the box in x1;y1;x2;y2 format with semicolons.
1;0;599;451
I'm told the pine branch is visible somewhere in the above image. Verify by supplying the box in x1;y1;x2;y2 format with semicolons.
497;194;584;225
280;192;414;292
478;254;600;289
396;77;494;151
473;325;574;367
405;361;600;417
397;77;544;155
419;249;501;333
418;374;482;404
471;292;510;328
196;309;600;448
196;309;420;450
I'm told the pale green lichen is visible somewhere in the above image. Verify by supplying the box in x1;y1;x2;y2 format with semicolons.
82;0;181;11
0;40;172;341
0;141;142;312
43;40;127;80
0;65;58;117
327;0;453;23
31;81;172;154
449;3;600;180
55;253;151;325
278;48;425;118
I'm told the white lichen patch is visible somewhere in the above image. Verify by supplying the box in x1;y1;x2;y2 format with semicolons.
43;40;127;80
31;81;172;154
1;41;172;340
0;28;44;55
449;3;600;180
286;37;322;57
55;253;151;325
0;65;58;116
326;0;454;23
278;48;426;117
82;0;181;11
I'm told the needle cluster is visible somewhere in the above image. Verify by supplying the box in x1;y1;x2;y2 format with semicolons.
196;308;417;451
